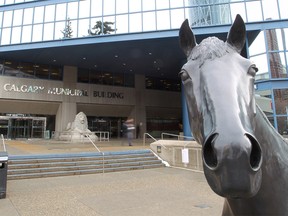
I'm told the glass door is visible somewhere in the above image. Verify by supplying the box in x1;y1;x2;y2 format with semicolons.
10;118;32;139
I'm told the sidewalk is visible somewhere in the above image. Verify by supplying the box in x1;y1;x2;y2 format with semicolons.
0;139;224;216
1;168;223;216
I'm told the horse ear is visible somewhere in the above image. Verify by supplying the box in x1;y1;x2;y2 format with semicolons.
227;14;246;53
179;19;196;57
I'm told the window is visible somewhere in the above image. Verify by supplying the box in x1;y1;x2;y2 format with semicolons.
3;11;13;28
56;3;67;21
23;8;33;25
116;0;128;14
79;0;90;18
32;24;43;42
34;6;44;24
103;0;115;16
129;0;141;13
44;5;55;23
91;0;102;17
13;9;23;26
0;59;63;80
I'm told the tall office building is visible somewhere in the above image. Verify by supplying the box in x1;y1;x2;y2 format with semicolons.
188;0;231;26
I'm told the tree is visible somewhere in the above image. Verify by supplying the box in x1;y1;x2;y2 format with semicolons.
88;21;116;35
61;18;73;39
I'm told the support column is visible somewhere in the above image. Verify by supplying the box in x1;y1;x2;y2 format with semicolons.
134;74;146;138
181;83;192;138
54;66;78;138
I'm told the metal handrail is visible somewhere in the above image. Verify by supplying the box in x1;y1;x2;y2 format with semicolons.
143;133;157;146
143;133;170;150
1;134;6;152
93;131;110;142
161;132;194;141
85;134;105;174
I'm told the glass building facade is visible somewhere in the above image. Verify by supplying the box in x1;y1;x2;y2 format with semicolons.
0;0;287;136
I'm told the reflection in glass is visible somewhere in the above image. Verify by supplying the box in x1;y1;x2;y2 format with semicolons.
3;11;13;28
269;52;286;79
143;0;155;11
157;10;170;30
32;24;43;42
129;0;141;13
156;0;169;10
44;5;55;23
67;2;78;19
54;22;65;39
22;25;32;43
34;7;44;24
115;15;128;34
13;9;23;26
103;0;115;15
170;0;184;8
91;0;102;17
11;27;21;44
1;28;11;45
143;12;156;31
79;0;90;18
43;23;54;41
116;0;128;14
129;13;142;33
56;3;67;21
78;19;90;37
23;8;33;25
170;9;185;29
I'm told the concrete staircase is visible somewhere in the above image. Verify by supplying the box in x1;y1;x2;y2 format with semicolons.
8;150;164;180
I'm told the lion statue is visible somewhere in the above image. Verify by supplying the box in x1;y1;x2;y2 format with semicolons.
59;112;98;142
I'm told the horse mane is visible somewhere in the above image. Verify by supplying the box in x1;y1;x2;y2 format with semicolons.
189;37;233;66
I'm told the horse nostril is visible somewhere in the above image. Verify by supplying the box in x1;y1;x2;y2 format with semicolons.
246;134;262;170
203;133;219;169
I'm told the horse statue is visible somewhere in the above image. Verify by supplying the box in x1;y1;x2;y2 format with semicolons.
179;14;288;215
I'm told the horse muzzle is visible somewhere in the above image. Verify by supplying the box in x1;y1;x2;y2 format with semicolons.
202;132;263;198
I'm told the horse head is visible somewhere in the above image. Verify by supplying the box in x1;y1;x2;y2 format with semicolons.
179;15;263;199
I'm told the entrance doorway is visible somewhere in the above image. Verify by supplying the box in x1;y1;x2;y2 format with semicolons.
0;115;47;139
87;117;126;138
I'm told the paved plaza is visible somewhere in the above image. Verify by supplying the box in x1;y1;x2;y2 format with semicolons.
0;140;223;216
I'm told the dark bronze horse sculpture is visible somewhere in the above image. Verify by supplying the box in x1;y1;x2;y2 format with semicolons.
179;14;288;215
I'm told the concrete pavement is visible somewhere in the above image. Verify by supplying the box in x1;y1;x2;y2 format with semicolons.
0;139;224;216
1;168;223;216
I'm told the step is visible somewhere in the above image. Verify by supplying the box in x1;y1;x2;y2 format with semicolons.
8;159;162;175
7;150;165;180
8;156;157;169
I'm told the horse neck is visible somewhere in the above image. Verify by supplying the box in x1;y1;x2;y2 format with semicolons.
254;105;288;161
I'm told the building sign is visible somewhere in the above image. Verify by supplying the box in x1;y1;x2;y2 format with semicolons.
3;83;124;99
3;83;88;97
4;84;45;93
48;88;88;96
93;91;124;99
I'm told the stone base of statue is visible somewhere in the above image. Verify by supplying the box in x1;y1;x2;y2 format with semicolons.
58;112;98;143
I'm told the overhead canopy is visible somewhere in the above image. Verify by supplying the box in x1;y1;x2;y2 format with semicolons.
0;27;260;79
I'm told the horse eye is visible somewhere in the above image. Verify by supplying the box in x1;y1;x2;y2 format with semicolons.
179;70;190;81
248;65;258;77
